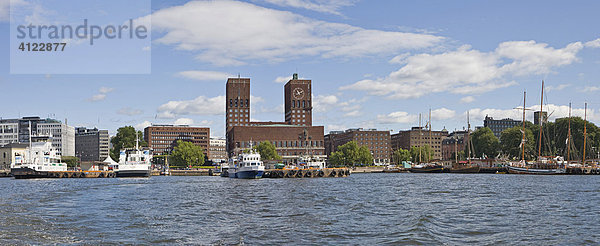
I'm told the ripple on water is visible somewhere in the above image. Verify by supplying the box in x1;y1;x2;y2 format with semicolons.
0;174;599;244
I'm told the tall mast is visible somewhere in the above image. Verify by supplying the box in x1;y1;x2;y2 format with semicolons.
567;102;572;162
522;91;526;162
583;103;587;165
419;113;422;163
135;131;139;150
28;121;32;163
429;108;432;162
538;80;544;159
467;111;471;164
454;137;458;164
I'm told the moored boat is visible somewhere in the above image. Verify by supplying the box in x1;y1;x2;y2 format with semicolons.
228;148;264;179
450;165;480;173
409;164;444;173
115;134;151;178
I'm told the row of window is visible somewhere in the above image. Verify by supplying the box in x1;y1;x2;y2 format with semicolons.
229;98;249;108
229;114;249;118
229;109;249;113
292;100;310;108
151;131;207;135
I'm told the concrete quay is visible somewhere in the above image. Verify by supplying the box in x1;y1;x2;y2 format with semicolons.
0;170;11;178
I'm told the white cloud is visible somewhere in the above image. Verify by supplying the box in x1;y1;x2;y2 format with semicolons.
258;0;357;15
581;86;600;93
585;38;600;48
173;118;195;125
157;95;225;118
135;121;152;131
312;94;339;112
88;94;106;102
376;111;418;124
99;87;114;94
274;74;307;83
117;107;143;116
88;87;114;102
431;108;456;120
342;41;583;99
460;96;475;103
545;83;571;92
142;0;443;66
325;124;348;133
389;53;410;64
177;70;234;81
343;110;361;117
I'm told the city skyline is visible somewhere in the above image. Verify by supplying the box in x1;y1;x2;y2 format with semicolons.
1;0;599;137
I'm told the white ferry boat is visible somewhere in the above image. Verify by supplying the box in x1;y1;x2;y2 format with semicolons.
11;137;67;179
297;156;326;169
228;149;264;179
115;136;151;178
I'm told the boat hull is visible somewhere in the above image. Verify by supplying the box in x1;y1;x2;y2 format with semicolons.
450;166;481;173
409;166;444;173
116;169;151;177
11;167;49;179
507;166;566;175
229;170;264;179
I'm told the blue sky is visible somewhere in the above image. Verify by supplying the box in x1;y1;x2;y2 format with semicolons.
1;0;599;138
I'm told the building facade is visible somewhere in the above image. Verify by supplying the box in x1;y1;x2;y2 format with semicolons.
226;78;251;130
483;116;522;139
0;143;27;170
391;127;448;160
324;128;391;165
208;138;227;163
144;125;210;156
227;125;325;162
37;122;75;157
441;130;469;162
225;73;325;162
0;119;18;147
1;117;75;157
75;127;110;162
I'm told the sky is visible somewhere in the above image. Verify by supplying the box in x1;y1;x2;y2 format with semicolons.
1;0;599;138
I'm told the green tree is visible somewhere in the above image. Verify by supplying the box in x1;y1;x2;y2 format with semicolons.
254;141;282;160
392;149;411;165
410;145;432;163
170;140;205;167
110;126;147;162
328;141;373;167
500;126;535;160
61;156;79;168
471;127;500;158
357;145;373;166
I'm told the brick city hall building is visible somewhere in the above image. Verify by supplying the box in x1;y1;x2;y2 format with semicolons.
225;74;325;163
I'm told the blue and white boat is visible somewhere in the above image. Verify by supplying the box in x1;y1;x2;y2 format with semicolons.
228;149;264;179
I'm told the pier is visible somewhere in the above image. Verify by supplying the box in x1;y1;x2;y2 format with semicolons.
262;168;350;178
12;170;117;179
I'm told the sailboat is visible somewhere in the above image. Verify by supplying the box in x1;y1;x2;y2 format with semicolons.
451;111;480;173
508;81;566;175
409;110;444;173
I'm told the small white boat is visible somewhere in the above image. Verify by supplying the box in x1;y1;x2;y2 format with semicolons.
116;134;151;178
228;149;264;179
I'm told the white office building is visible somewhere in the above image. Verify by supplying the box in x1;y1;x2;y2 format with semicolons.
37;122;75;157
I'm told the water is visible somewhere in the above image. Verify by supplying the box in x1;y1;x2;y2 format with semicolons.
1;174;599;245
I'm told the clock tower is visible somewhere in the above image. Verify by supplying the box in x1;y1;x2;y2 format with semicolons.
284;73;312;126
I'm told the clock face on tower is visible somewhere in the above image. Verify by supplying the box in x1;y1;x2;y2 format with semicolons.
293;88;304;99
